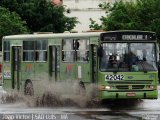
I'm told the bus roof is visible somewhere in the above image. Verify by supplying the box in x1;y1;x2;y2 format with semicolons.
103;30;156;34
3;32;103;40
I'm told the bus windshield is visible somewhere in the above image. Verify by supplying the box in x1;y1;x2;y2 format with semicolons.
99;43;157;72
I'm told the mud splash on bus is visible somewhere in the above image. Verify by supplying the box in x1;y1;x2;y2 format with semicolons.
1;81;100;108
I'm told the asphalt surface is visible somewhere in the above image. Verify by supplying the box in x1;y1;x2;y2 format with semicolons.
0;86;159;120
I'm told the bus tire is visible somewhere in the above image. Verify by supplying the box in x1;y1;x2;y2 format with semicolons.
24;80;34;96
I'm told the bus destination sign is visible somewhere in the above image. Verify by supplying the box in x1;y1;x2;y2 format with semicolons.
122;35;147;40
100;31;156;41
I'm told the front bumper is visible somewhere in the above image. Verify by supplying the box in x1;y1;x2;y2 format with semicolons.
99;90;158;100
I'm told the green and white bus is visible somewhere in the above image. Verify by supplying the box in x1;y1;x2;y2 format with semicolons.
2;30;159;100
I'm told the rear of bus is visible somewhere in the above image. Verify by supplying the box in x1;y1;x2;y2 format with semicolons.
97;31;158;100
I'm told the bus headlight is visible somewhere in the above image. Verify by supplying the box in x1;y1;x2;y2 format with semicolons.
146;85;156;90
149;85;154;89
105;86;111;90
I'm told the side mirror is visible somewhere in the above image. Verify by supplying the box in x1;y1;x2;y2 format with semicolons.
97;46;103;57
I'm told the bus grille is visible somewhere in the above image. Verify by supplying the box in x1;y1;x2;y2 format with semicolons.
116;85;145;90
108;80;152;84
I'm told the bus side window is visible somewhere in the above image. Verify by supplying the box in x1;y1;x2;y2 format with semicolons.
76;39;89;62
62;39;89;62
62;39;74;62
4;41;10;61
35;40;47;61
23;41;35;61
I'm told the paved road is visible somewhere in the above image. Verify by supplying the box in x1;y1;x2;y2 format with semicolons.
0;86;160;120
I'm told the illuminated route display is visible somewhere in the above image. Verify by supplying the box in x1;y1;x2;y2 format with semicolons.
100;30;156;41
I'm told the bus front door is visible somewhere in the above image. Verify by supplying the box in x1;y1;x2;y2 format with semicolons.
49;46;60;81
12;46;21;91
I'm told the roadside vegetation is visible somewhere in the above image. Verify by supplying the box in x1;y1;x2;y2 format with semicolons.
0;0;78;35
90;0;160;39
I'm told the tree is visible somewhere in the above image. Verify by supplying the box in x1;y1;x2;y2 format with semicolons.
0;6;28;50
0;0;78;33
0;7;28;36
90;0;160;39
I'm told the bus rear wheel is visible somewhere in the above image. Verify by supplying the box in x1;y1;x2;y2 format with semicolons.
24;80;34;96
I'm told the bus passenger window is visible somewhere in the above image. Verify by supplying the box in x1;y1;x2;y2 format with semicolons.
4;41;10;61
35;40;47;61
35;51;47;61
23;52;34;61
23;41;35;61
76;39;89;62
62;39;89;62
62;39;74;62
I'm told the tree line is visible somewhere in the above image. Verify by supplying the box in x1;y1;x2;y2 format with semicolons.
90;0;160;39
1;0;160;43
0;0;78;37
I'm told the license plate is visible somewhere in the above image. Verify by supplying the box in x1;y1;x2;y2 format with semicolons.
126;93;136;97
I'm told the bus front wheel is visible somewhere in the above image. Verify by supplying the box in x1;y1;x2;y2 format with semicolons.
24;80;34;96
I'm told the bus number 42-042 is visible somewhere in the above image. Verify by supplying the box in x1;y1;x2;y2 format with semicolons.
105;75;124;81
